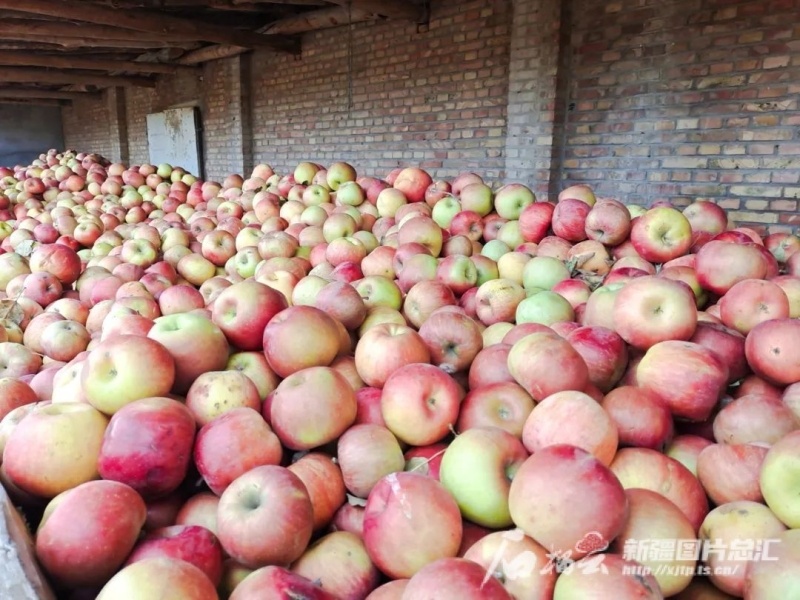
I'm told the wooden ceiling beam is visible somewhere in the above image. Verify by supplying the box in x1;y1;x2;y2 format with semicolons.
0;88;101;100
0;33;193;49
326;0;424;21
0;98;68;107
0;0;300;54
262;6;373;35
235;0;329;5
0;67;156;88
176;44;249;64
0;51;197;74
2;19;197;43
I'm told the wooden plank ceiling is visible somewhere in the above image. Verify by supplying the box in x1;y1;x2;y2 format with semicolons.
0;0;426;106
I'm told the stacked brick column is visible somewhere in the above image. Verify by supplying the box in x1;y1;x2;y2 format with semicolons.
503;0;565;197
106;87;129;164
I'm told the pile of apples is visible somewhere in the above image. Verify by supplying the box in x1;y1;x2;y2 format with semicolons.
1;148;800;600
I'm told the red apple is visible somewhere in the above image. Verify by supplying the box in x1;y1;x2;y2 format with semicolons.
262;305;341;378
229;565;336;600
362;472;462;579
287;452;347;531
337;423;405;499
696;442;769;505
393;167;433;203
217;465;314;568
97;397;196;499
629;206;693;263
612;276;697;351
96;557;220;600
636;340;728;422
457;382;535;438
522;390;618;465
584;200;632;246
380;363;461;446
695;240;767;296
35;479;147;588
566;325;628;392
418;308;483;374
468;343;515;388
552;198;590;242
719;279;790;335
124;524;224;586
506;331;589;401
600;386;673;450
0;377;38;421
508;444;628;559
744;318;800;386
713;393;798;445
147;312;229;395
463;529;557;599
610;447;709;531
610;488;697;597
354;322;430;388
291;531;381;599
403;443;447;480
176;492;220;537
689;321;749;384
402;557;512;599
194;407;282;496
269;366;357;451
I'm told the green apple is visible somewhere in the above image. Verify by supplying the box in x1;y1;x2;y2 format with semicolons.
522;256;571;291
516;290;575;325
81;335;176;414
439;427;528;528
481;239;511;262
294;162;320;185
431;197;461;229
626;204;647;218
335;181;365;206
302;184;331;206
494;183;536;220
322;213;357;243
761;430;800;528
156;163;173;179
471;255;499;286
496;220;523;250
291;275;329;306
355;275;403;310
326;162;357;191
376;188;408;218
459;182;494;217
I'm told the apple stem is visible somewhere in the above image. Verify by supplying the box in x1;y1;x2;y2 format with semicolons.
406;447;448;474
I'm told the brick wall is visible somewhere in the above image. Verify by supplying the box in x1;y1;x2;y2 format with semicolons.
57;0;800;231
202;56;248;181
560;0;800;233
62;94;112;160
247;0;511;182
